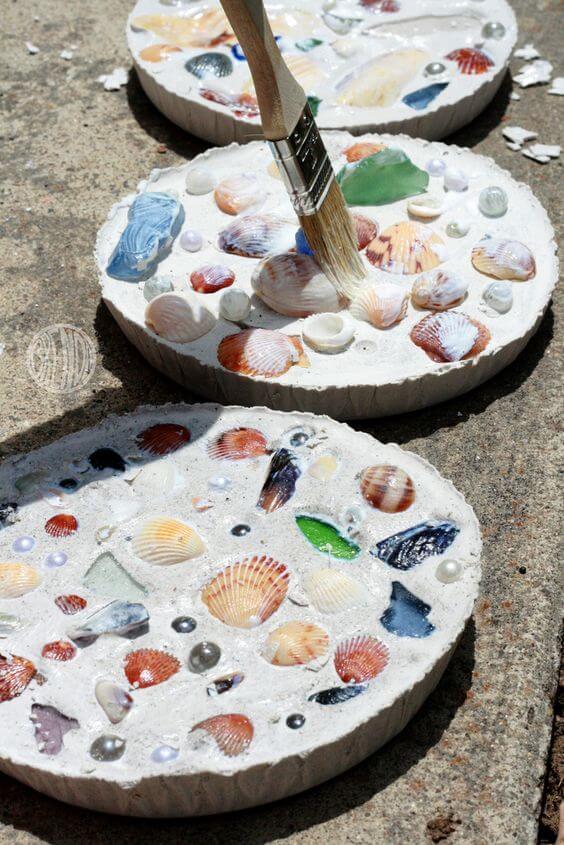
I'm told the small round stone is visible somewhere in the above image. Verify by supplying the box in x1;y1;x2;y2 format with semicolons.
445;219;471;238
59;478;78;490
443;167;468;192
90;734;126;762
424;61;446;77
231;524;251;537
180;229;203;252
435;558;463;584
44;551;68;568
188;641;221;673
289;431;310;447
219;288;251;322
482;21;506;39
286;713;306;729
172;615;197;634
151;744;179;763
143;276;174;302
208;475;232;492
12;536;36;554
425;158;446;177
478;185;508;218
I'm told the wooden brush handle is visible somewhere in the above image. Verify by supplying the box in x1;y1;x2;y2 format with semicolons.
219;0;306;140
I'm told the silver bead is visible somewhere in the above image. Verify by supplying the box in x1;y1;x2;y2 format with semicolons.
482;21;506;40
435;559;463;583
443;166;468;192
478;186;508;218
188;641;221;673
90;734;126;762
424;62;446;77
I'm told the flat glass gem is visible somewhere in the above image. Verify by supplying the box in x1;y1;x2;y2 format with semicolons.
402;82;449;110
171;615;197;633
188;641;221;673
180;229;203;252
482;21;506;39
286;713;305;729
337;148;429;206
151;744;179;763
435;558;463;583
90;735;126;762
231;524;251;536
12;536;35;554
143;276;173;302
44;551;68;568
446;220;470;238
478;186;508;218
426;158;446;176
424;61;446;76
208;475;232;491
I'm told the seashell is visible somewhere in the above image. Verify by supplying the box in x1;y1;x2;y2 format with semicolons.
41;640;77;661
445;47;494;75
361;0;400;10
336;49;428;107
124;648;180;689
350;282;408;329
106;192;184;282
208;427;268;461
95;680;134;724
360;465;415;512
185;51;233;79
302;313;355;354
302;568;365;614
334;635;389;683
366;222;445;275
308;684;367;704
251;253;344;318
214;174;265;216
482;280;513;313
190;264;235;294
132;517;205;565
283;54;325;91
30;704;79;755
44;513;78;538
145;292;216;343
55;594;87;615
68;600;149;641
380;581;435;638
0;562;41;599
192;496;213;512
263;621;330;667
89;448;126;472
139;43;181;62
218;214;295;258
308;452;338;481
471;237;536;281
331;35;361;59
372;519;459;570
410;311;491;362
344;142;386;163
206;672;244;696
0;654;36;702
268;9;317;34
191;713;253;757
219;288;251;321
258;448;301;513
407;194;444;220
217;329;309;378
411;270;468;311
185;165;217;195
136;422;191;456
200;88;260;118
296;514;360;560
353;214;379;250
201;555;289;629
132;11;232;49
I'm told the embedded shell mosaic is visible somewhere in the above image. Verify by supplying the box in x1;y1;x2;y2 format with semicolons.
0;405;480;816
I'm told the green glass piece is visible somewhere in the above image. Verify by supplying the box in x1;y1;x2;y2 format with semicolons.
307;95;322;117
83;552;148;602
296;515;360;560
336;148;429;206
296;38;324;52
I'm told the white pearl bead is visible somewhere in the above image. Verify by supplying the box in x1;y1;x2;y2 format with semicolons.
208;475;232;491
435;558;463;583
443;167;468;192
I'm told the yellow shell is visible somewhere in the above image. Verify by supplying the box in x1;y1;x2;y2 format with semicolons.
336;49;429;108
263;621;330;667
302;568;365;614
0;562;41;599
131;11;232;48
366;222;445;275
308;453;338;481
201;555;289;629
132;517;205;565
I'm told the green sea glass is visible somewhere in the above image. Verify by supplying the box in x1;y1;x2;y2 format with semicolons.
307;95;321;117
296;38;323;52
336;148;429;206
296;515;360;560
83;552;148;602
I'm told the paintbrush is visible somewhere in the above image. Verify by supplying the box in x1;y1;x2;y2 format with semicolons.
219;0;366;300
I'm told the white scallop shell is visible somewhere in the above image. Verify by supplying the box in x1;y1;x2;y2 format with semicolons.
131;460;179;497
302;313;355;353
302;568;365;614
308;452;339;481
145;292;216;343
411;270;468;311
336;49;429;107
132;517;205;565
349;282;409;328
252;253;345;318
471;238;536;281
0;563;41;599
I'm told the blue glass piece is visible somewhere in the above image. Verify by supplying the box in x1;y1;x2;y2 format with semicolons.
380;581;435;638
106;193;185;282
402;82;449;111
295;228;314;256
308;685;367;705
231;44;247;61
372;520;459;570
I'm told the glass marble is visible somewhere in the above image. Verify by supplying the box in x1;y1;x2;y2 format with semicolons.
44;551;68;568
482;280;513;314
380;581;435;638
12;536;35;554
188;641;221;673
424;61;446;76
90;734;126;762
341;504;366;537
482;21;506;40
151;744;179;763
372;520;459;570
446;219;470;238
337;148;429;206
171;615;197;634
231;524;251;536
208;475;232;491
435;558;463;583
402;82;449;111
286;713;306;729
289;429;312;447
296;514;360;560
478;185;508;218
180;229;203;252
425;158;446;176
83;552;148;602
143;276;173;302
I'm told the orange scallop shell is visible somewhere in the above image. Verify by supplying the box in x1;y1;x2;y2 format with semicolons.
208;427;269;461
445;47;494;75
124;648;181;689
44;514;78;538
192;713;253;757
344;142;387;162
410;311;491;363
136;423;191;456
139;43;182;63
41;641;77;662
264;621;330;667
0;654;36;702
366;221;444;275
360;465;415;513
54;595;87;615
217;329;309;378
334;635;389;683
353;213;378;250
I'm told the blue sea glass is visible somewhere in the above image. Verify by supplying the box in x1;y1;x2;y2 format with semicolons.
308;685;367;705
380;581;435;638
372;520;459;570
106;193;184;282
402;82;449;111
295;228;313;256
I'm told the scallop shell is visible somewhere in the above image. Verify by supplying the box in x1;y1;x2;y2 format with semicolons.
360;465;415;512
251;253;345;317
41;641;76;662
336;49;428;107
268;10;317;34
0;563;41;599
124;648;181;689
353;214;379;250
132;11;232;48
145;292;216;343
245;53;324;96
218;214;295;258
185;51;233;80
208;427;269;461
214;174;265;216
302;568;365;614
139;44;181;63
191;713;253;757
344;142;386;162
445;47;494;75
136;423;191;456
302;313;355;354
44;513;78;538
334;635;389;683
132;517;205;565
411;270;468;311
349;282;408;328
366;222;445;275
201;555;289;629
217;329;309;378
263;621;330;667
471;238;536;281
308;453;338;481
190;264;235;294
410;311;491;362
0;654;36;702
54;595;87;615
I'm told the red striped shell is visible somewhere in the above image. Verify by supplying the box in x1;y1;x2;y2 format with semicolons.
44;514;78;538
445;47;494;75
192;713;253;757
0;654;36;702
54;595;87;615
136;423;191;455
410;311;491;363
360;0;400;11
334;635;389;683
201;555;289;629
190;264;235;294
366;222;444;275
353;213;379;250
124;648;181;689
217;329;309;378
208;427;269;461
344;141;387;162
360;465;415;513
41;641;77;661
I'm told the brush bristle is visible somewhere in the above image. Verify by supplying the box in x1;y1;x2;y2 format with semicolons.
299;179;366;300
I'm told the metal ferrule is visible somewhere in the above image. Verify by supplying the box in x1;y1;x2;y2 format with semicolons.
268;104;334;216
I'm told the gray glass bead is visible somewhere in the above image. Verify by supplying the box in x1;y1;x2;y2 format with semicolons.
143;276;174;302
231;524;251;537
44;551;68;568
90;734;126;762
424;62;446;77
478;186;508;218
286;713;305;729
180;229;203;252
188;641;221;673
290;431;310;447
151;744;179;763
482;281;513;314
172;615;197;634
482;21;506;40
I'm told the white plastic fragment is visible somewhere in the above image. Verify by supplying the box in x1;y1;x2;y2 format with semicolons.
513;60;553;88
25;42;39;54
502;126;537;147
60;49;74;61
548;77;564;96
97;67;129;91
505;142;522;152
514;43;540;61
522;144;561;164
509;92;521;101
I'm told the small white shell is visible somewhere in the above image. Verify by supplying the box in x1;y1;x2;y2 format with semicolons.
407;194;444;219
145;292;216;343
302;313;355;353
411;270;468;311
219;289;251;322
303;568;365;614
482;280;513;313
349;282;408;328
131;460;179;497
185;165;217;195
251;253;344;318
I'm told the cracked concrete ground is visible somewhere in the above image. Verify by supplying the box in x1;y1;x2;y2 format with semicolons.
0;1;562;843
